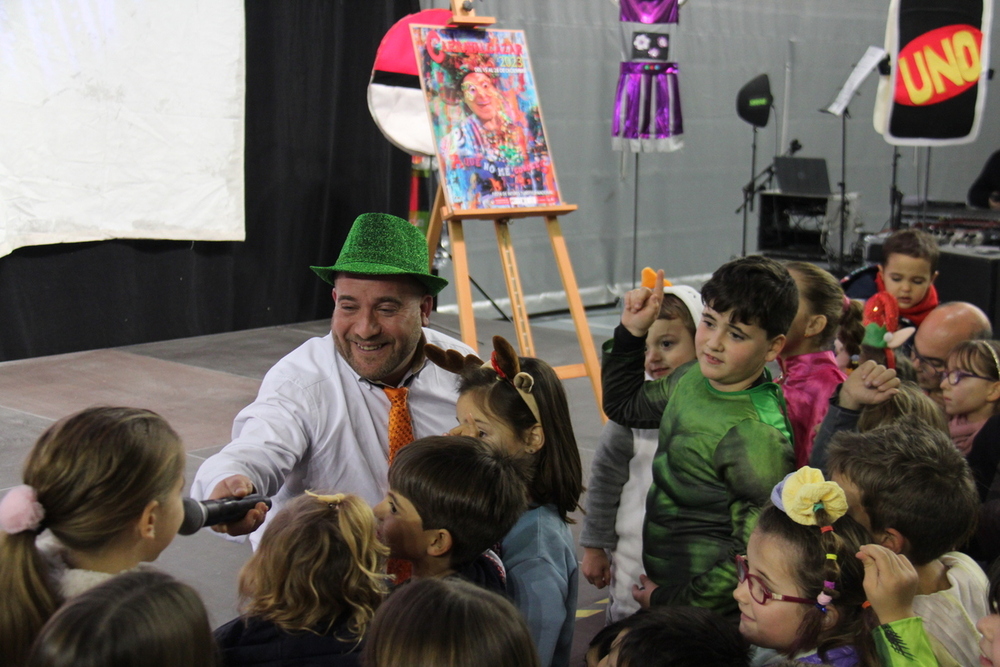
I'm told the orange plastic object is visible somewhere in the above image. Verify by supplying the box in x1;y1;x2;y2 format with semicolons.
641;267;657;290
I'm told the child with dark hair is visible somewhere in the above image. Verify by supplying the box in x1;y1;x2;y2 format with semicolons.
585;612;646;667
870;229;940;328
602;257;798;615
735;467;875;667
426;336;582;667
598;606;750;667
827;424;985;665
360;577;540;667
373;435;527;594
582;284;702;621
214;492;389;666
25;570;217;667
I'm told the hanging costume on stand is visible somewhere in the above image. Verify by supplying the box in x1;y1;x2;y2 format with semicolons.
612;62;683;152
612;0;685;153
619;0;681;24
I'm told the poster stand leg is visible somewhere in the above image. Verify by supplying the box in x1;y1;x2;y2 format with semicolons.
425;185;445;268
445;216;479;350
545;215;604;415
495;218;537;357
424;187;605;419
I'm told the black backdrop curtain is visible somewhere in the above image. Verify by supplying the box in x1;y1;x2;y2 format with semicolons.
0;0;418;362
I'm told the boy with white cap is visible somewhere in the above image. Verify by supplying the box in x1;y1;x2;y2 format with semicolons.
581;283;703;621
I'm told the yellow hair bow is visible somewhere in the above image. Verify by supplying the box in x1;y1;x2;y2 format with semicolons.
774;467;848;526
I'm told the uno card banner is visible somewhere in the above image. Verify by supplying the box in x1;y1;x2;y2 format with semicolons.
410;27;562;211
874;0;992;145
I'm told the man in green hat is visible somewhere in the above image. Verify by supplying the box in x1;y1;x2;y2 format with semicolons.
192;213;473;545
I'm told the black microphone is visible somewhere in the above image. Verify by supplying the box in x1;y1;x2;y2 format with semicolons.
179;494;271;535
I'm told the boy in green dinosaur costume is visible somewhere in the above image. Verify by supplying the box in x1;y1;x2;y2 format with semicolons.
602;257;797;615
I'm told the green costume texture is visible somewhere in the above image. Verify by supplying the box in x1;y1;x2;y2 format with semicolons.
602;332;794;614
873;617;946;667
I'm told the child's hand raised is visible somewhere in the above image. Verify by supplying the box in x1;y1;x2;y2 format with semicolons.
857;544;918;624
839;360;900;411
621;269;665;338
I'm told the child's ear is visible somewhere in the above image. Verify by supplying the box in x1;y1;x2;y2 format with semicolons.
137;499;160;541
425;528;453;558
765;334;786;362
930;270;939;284
804;314;827;339
879;528;907;555
524;423;545;455
986;380;1000;404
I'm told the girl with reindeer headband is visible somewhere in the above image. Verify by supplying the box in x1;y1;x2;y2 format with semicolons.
425;335;583;667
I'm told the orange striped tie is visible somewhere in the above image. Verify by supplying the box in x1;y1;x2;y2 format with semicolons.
383;385;415;584
383;386;415;463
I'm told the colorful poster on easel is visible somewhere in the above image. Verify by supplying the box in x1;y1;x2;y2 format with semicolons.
410;26;562;211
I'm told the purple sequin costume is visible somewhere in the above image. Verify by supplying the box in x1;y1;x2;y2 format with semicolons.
612;61;683;152
620;0;680;24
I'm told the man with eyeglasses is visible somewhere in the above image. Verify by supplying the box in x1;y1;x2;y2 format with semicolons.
910;302;993;406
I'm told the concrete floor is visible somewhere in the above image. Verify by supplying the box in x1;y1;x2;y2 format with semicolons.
0;309;617;662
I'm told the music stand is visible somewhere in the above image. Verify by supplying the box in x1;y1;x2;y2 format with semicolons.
821;46;885;271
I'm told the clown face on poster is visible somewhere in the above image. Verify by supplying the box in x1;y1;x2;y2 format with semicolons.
410;26;563;211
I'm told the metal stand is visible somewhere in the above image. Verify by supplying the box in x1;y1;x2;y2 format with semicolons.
889;147;903;230
743;127;757;256
632;153;640;288
736;127;775;256
833;107;849;272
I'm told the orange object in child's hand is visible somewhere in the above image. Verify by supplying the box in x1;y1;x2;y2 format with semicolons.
640;267;672;290
641;267;657;289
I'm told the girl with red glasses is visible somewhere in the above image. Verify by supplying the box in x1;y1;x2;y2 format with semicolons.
733;468;876;667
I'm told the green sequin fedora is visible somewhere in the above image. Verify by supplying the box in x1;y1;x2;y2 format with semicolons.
311;213;448;296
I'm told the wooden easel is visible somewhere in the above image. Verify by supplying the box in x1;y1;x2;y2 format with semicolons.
447;0;496;27
425;192;605;419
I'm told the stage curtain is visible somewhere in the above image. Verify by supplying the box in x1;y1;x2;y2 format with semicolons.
0;0;417;361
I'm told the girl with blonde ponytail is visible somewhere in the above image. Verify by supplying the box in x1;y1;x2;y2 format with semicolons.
0;407;186;667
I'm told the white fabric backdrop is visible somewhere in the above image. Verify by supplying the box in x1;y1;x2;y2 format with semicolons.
0;1;245;259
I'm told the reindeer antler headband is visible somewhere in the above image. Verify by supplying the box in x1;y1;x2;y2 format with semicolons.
425;335;541;424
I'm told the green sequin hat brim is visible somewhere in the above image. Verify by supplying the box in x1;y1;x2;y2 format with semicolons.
310;212;448;296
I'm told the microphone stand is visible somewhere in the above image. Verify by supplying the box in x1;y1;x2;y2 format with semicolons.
736;126;776;256
834;106;849;273
889;147;902;230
